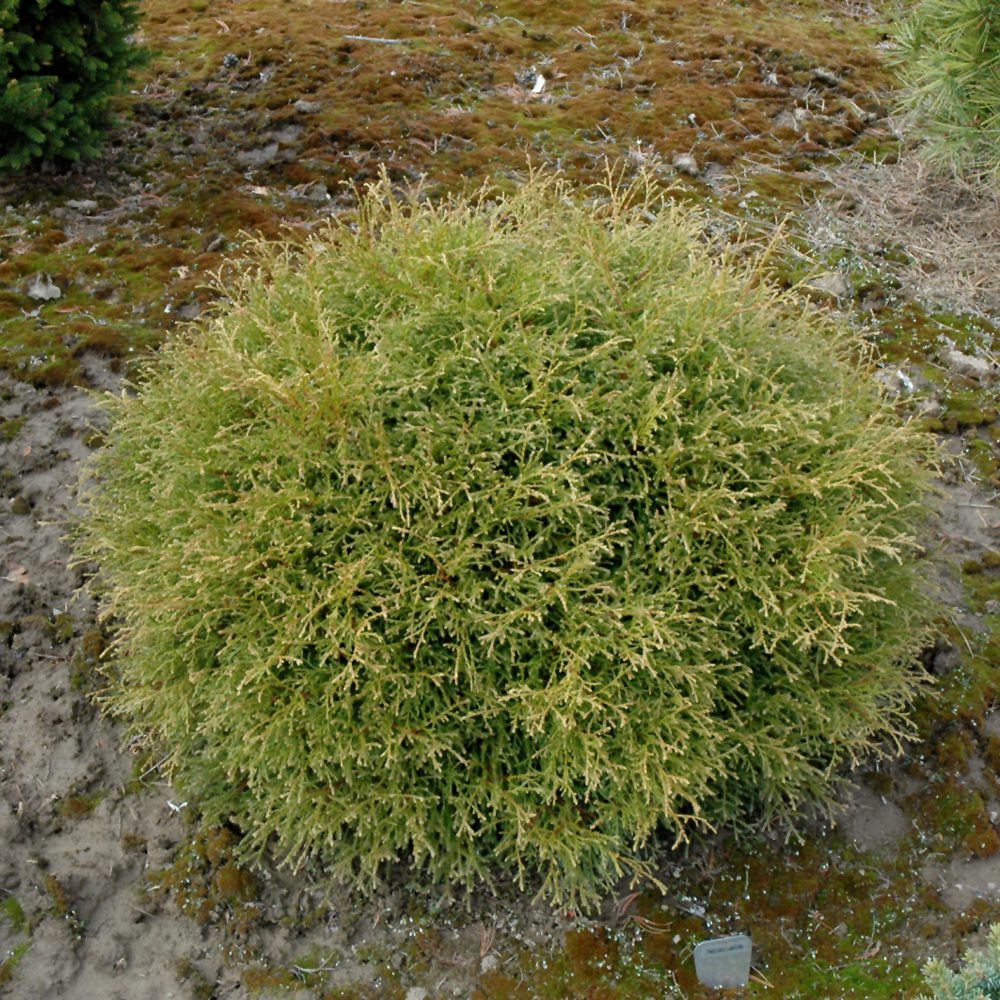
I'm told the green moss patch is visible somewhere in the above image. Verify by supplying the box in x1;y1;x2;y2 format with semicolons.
476;836;943;998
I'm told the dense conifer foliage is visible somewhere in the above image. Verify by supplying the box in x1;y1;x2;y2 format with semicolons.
894;0;1000;181
0;0;144;170
76;176;936;904
919;923;1000;999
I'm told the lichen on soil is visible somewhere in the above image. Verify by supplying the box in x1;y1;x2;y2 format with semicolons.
1;0;1000;997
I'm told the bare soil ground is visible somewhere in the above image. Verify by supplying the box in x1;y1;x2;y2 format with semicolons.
2;2;1000;997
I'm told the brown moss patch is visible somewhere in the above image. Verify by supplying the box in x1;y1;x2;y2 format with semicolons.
0;0;897;385
147;827;260;940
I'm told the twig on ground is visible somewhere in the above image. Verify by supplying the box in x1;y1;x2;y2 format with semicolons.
344;34;410;45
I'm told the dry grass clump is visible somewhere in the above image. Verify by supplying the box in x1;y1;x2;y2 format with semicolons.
809;152;1000;318
77;174;936;906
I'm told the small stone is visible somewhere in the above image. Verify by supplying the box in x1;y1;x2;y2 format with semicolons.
875;367;915;396
65;198;99;213
405;989;428;1000
205;234;227;254
10;496;30;517
806;271;850;301
986;599;1000;615
915;395;942;419
222;52;240;69
294;99;323;114
812;67;841;87
272;124;303;146
672;153;700;177
26;273;62;301
702;161;727;185
236;142;279;168
177;301;202;321
940;343;997;382
773;110;798;132
300;182;330;204
480;953;499;973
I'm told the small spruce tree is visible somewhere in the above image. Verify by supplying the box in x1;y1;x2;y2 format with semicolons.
892;0;1000;181
0;0;145;172
919;924;1000;999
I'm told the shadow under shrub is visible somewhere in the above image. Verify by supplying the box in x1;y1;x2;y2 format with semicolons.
76;175;936;906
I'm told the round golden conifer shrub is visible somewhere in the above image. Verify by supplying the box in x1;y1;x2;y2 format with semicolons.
77;176;936;905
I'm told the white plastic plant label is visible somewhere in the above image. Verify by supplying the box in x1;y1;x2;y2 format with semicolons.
693;933;752;989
